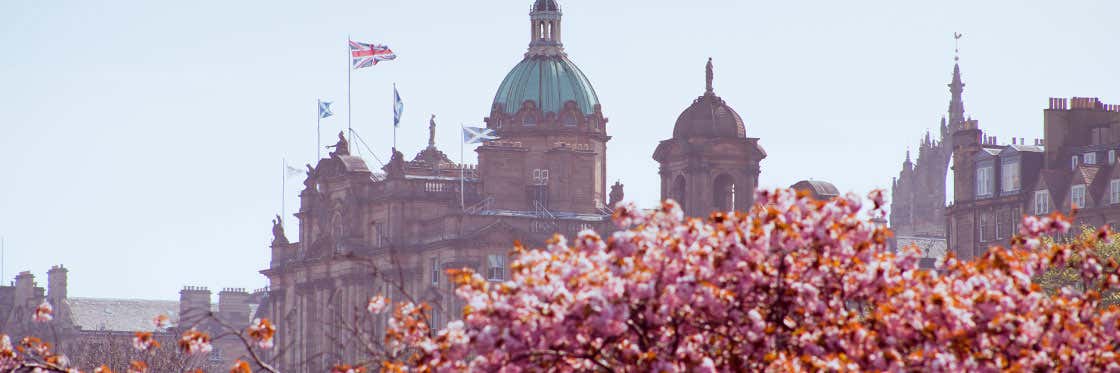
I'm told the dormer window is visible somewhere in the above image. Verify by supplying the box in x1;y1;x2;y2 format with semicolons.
1110;150;1117;165
975;164;994;198
1084;152;1097;165
1035;190;1051;215
1071;184;1087;209
1001;159;1020;193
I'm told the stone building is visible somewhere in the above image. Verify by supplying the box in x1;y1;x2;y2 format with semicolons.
259;1;626;370
653;58;766;217
0;266;266;370
946;97;1120;258
258;0;771;370
888;54;966;267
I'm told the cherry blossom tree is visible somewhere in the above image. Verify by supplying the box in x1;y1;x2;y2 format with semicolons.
379;189;1120;371
6;188;1120;371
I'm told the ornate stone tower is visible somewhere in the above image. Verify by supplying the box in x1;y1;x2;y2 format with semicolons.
479;0;610;214
889;44;966;238
653;59;766;217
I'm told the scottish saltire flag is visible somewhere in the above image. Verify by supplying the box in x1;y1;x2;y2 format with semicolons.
350;40;396;69
393;85;404;128
463;126;498;144
318;101;333;119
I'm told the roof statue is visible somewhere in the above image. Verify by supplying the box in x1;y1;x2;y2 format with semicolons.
328;131;350;157
303;164;316;189
609;181;625;207
429;114;437;149
383;148;405;178
705;57;714;94
271;215;289;246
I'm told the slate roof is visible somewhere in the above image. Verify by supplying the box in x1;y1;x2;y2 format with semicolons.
68;298;179;332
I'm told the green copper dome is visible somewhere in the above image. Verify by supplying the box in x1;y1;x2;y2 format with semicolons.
492;56;600;116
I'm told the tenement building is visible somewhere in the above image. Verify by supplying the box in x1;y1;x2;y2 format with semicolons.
259;1;767;371
946;97;1120;259
888;54;967;267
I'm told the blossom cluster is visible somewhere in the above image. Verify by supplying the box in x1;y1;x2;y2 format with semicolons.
383;188;1120;371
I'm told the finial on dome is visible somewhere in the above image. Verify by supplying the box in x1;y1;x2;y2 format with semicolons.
705;57;714;94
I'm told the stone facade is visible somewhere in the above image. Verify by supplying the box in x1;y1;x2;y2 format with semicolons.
260;1;623;371
653;59;765;217
260;0;773;370
947;97;1120;258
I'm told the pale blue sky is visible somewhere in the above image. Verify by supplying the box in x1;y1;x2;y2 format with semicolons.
1;0;1117;300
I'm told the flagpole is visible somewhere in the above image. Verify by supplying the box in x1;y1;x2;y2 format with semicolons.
393;83;398;151
281;158;286;226
347;34;353;153
317;99;322;160
460;124;465;209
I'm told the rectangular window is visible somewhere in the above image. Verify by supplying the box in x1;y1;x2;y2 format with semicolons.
1071;184;1087;209
975;166;993;198
373;222;384;247
1085;152;1097;165
1111;150;1117;165
487;254;506;281
1001;161;1020;193
1035;190;1050;215
1112;179;1120;205
430;257;439;286
432;307;442;329
1072;155;1079;170
997;209;1010;240
1011;207;1022;235
979;213;990;242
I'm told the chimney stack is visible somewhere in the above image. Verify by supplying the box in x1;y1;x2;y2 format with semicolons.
14;271;35;307
179;286;212;326
218;288;251;326
47;265;67;302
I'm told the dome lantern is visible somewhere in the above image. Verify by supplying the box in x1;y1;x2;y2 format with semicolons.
491;0;600;117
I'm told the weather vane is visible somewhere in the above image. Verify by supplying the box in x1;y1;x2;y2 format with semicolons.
954;32;963;62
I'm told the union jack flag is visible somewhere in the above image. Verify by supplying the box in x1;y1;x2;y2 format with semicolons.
350;40;396;69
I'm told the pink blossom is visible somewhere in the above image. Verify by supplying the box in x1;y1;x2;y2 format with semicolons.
32;302;52;323
381;188;1120;371
366;294;389;315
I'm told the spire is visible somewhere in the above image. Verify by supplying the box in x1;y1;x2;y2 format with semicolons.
705;57;714;94
948;33;966;127
527;0;565;57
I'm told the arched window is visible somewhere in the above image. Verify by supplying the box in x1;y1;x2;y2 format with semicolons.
672;175;687;210
713;174;736;211
523;115;537;127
